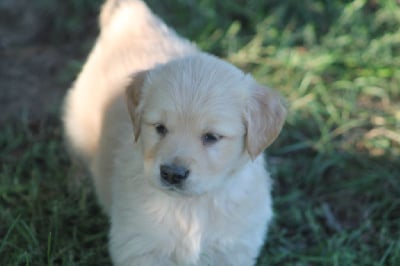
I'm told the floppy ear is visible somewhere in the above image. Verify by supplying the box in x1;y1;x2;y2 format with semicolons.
244;84;287;160
125;71;147;142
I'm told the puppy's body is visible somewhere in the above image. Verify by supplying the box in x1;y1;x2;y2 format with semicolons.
111;136;272;265
63;1;286;265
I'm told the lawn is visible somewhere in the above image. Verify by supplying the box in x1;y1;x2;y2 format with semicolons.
1;0;399;265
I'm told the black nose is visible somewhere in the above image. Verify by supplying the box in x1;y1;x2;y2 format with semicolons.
160;164;190;186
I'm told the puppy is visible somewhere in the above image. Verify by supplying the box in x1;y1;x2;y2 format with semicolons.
63;0;286;265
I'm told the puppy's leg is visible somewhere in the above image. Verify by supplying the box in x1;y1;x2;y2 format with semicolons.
110;232;175;266
112;254;174;266
202;245;260;266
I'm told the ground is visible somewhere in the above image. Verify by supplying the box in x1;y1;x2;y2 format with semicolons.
1;1;399;265
0;0;97;124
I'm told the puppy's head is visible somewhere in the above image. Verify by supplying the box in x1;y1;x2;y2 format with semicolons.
126;54;286;195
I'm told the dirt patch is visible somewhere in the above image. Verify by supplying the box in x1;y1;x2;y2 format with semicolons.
0;0;92;125
0;45;67;123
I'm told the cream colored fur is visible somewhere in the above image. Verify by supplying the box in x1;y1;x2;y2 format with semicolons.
63;0;286;265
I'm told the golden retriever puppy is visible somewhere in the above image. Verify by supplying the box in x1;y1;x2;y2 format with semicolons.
63;0;286;265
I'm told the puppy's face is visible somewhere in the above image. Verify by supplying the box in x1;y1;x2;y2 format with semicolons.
139;87;246;196
126;54;286;196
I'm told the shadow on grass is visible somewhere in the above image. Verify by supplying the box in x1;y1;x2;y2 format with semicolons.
0;116;110;265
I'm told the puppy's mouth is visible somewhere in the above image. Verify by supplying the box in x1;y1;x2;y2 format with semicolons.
160;179;186;193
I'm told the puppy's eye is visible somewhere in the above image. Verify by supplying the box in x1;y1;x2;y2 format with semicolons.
155;124;168;137
202;133;221;146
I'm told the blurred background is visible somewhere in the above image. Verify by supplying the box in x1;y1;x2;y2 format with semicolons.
0;0;399;265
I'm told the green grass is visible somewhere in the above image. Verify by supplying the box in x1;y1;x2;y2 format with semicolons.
1;0;399;265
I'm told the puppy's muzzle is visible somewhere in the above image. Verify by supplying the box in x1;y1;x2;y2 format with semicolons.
160;164;190;186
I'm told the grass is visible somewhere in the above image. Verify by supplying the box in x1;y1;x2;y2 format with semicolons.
1;0;399;265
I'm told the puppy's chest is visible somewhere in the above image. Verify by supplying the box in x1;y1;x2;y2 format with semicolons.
160;203;244;265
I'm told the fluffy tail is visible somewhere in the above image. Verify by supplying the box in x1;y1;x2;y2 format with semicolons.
99;0;146;30
99;0;120;29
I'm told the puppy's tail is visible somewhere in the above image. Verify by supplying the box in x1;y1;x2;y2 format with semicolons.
99;0;127;30
99;0;153;32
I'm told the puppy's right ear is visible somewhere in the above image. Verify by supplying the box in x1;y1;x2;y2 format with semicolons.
125;71;147;142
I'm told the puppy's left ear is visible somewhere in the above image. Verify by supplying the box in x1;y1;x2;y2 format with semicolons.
244;83;287;160
126;71;148;142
